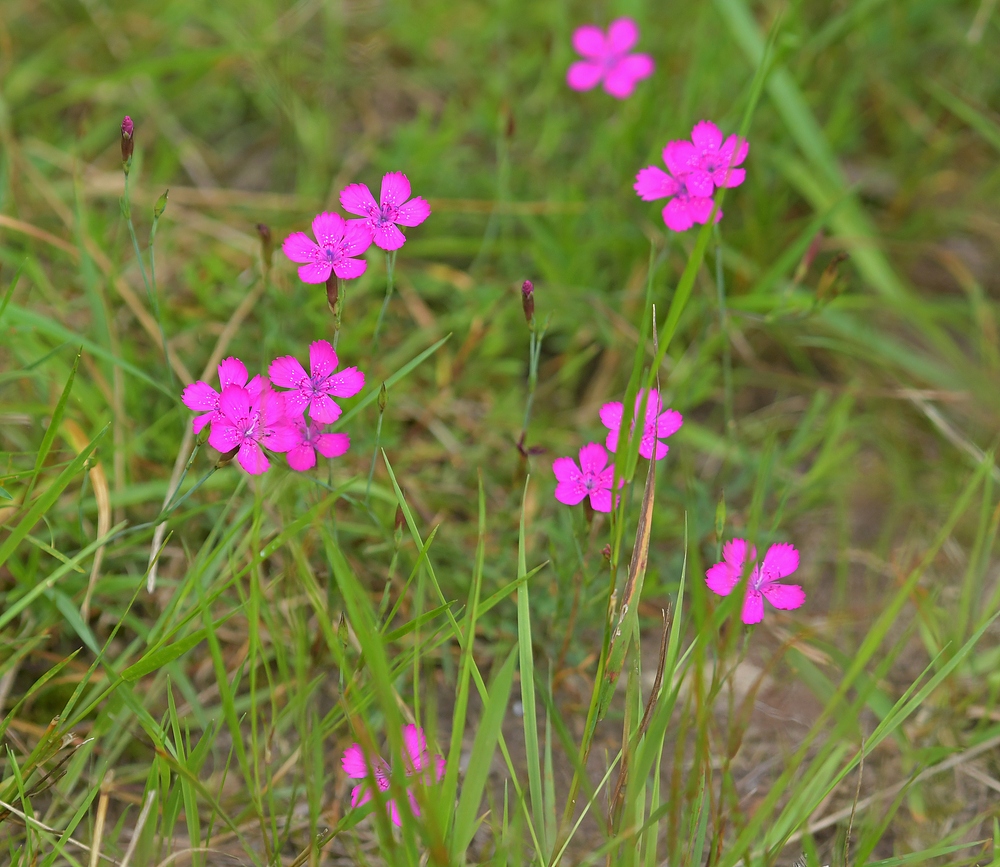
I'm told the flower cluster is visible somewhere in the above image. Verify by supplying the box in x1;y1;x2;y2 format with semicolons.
341;725;445;827
566;18;654;99
552;388;681;513
635;120;748;232
181;341;363;475
282;173;430;284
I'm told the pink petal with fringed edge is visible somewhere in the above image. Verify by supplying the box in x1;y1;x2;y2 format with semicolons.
309;393;343;425
691;120;723;153
326;367;365;398
372;222;407;251
663;141;701;177
332;257;367;279
237;441;269;475
396;196;431;227
634;165;678;201
578;442;608;475
342;744;370;778
350;784;370;808
263;422;299;454
217;357;248;388
343;221;374;255
218;384;251;421
603;54;654;98
309;340;338;380
572;25;606;60
283;389;310;417
635;388;662;421
402;724;427;774
312;212;346;248
282;232;319;264
684;171;715;199
380;172;411;209
706;561;739;596
340;183;378;217
599;402;624;432
687;196;716;225
761;583;805;610
606;17;639;53
552;456;582;483
721;134;749;166
246;375;263;399
298;261;333;284
287;443;316;472
388;800;402;827
656;409;683;438
715;168;746;188
208;422;240;454
589;488;612;512
663;199;695;232
191;413;213;435
762;543;799;579
567;61;604;91
182;381;218;412
722;538;752;570
315;432;350;458
259;388;286;426
741;589;764;624
555;480;588;506
268;356;308;389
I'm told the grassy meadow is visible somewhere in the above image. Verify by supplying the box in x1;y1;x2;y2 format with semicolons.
2;0;1000;863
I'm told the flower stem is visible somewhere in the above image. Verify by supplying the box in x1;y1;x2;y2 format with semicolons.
372;250;396;348
714;225;734;433
518;312;549;451
332;277;347;350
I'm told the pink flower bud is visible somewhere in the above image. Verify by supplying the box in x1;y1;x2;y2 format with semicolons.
521;279;534;324
120;115;134;168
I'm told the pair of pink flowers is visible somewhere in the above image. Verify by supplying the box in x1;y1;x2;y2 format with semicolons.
705;539;806;624
180;341;363;474
635;120;749;232
282;173;431;285
566;18;654;99
553;388;683;512
341;725;445;827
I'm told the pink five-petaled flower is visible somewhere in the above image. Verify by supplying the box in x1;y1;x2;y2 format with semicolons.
181;357;262;436
207;384;298;475
268;340;364;424
689;120;749;190
552;442;622;513
600;388;682;461
634;141;717;232
341;725;445;827
340;172;431;251
282;212;373;284
705;539;805;625
287;418;350;472
567;18;654;99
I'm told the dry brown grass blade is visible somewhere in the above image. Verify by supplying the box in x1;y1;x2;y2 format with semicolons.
88;769;114;867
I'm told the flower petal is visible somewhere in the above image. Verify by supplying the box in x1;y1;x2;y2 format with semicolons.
262;422;299;453
655;409;683;438
662;198;695;232
380;172;412;209
217;357;248;389
662;141;700;177
552;456;581;484
218;384;251;422
268;355;308;390
309;393;343;425
191;412;213;435
705;561;739;597
372;222;407;251
606;17;639;53
208;422;240;454
572;25;606;60
589;487;612;512
282;232;319;264
722;134;749;167
342;744;370;779
741;589;764;625
332;257;367;279
761;543;799;580
388;799;402;828
182;381;219;413
340;183;378;218
350;784;370;808
687;196;717;225
325;366;365;398
308;340;338;380
760;582;805;610
315;432;350;458
298;261;333;284
634;165;678;201
343;220;374;255
395;196;431;227
578;442;608;476
555;480;588;506
402;724;427;774
312;211;346;248
715;167;746;188
287;443;316;472
691;120;723;153
599;401;624;432
237;440;269;475
567;60;604;92
684;171;715;199
603;54;654;99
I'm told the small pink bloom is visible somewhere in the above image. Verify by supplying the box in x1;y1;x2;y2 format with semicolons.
341;724;445;827
634;141;718;232
181;357;262;436
207;384;298;475
600;389;682;461
340;172;431;251
552;442;622;513
287;419;350;472
567;18;654;99
282;212;372;284
705;539;805;625
268;340;364;424
690;120;748;190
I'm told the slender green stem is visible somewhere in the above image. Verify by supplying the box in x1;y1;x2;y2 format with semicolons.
365;390;386;505
714;226;733;432
373;250;396;347
519;314;549;447
332;277;346;350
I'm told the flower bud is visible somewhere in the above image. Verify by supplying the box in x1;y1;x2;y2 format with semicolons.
521;279;534;325
326;275;338;313
256;223;273;270
120;115;134;172
377;383;387;414
153;189;169;219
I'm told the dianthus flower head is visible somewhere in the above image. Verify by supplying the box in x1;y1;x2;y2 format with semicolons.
268;340;364;424
567;18;654;99
600;388;682;461
705;539;805;625
181;357;262;435
287;418;350;472
340;172;431;251
552;442;623;513
282;212;372;284
690;120;749;190
634;141;718;232
207;383;298;475
341;724;445;827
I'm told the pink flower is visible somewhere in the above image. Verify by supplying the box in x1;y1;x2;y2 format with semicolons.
181;357;262;436
552;443;622;512
567;18;654;99
705;539;805;625
341;724;445;827
690;120;748;190
287;418;350;472
282;212;372;284
207;384;298;475
268;340;364;424
340;172;431;251
634;141;718;232
600;389;682;461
